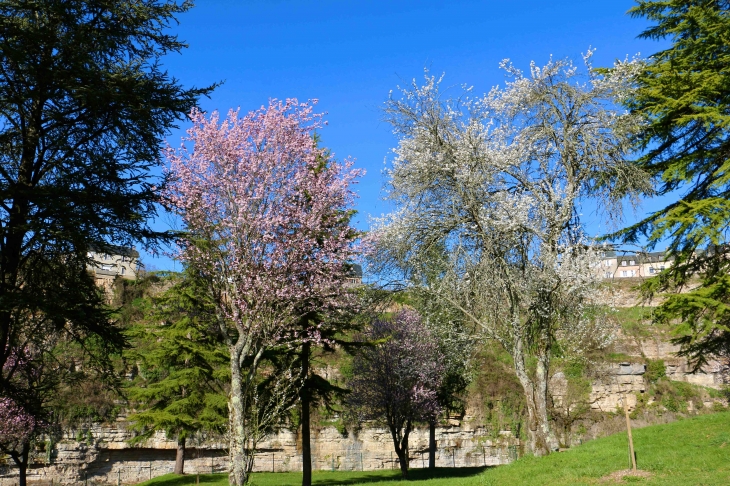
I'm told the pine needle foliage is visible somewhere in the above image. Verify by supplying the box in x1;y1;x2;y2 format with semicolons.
615;0;730;369
125;270;228;448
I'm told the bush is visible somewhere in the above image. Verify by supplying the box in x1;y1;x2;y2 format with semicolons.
644;359;666;384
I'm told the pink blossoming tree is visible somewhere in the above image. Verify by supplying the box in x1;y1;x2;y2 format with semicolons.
0;347;45;486
165;100;361;486
348;310;444;478
0;397;40;484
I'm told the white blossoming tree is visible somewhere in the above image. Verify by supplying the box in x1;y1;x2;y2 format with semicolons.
372;53;648;455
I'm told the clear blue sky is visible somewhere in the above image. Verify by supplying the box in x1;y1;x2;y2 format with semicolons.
143;0;668;270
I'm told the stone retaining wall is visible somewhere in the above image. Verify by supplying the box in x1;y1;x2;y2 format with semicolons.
1;422;517;485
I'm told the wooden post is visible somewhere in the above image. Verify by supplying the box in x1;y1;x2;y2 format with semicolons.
623;393;637;471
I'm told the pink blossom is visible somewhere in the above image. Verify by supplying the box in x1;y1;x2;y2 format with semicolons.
0;397;37;450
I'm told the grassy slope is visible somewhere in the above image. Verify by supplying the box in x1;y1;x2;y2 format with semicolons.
139;411;730;485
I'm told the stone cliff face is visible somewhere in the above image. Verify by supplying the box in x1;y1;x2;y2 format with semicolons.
3;421;517;485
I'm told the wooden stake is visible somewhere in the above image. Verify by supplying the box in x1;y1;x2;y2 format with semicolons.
623;393;637;471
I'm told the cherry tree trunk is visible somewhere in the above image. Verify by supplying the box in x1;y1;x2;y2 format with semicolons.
300;341;312;486
229;354;251;486
388;423;411;478
174;437;186;475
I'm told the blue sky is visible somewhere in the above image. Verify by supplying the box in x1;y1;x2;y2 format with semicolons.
144;0;669;270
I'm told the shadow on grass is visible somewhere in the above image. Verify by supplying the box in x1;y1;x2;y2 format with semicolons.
143;473;225;486
308;467;491;485
143;467;491;486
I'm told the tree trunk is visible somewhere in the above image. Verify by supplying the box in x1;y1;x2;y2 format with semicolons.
428;419;436;469
174;436;186;475
10;443;30;486
534;356;558;453
18;459;27;486
398;429;410;478
513;347;556;456
300;341;312;486
229;353;250;486
388;422;411;478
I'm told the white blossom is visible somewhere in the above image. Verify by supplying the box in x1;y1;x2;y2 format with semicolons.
371;54;649;455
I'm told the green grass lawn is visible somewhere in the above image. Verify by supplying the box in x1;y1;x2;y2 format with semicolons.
139;411;730;485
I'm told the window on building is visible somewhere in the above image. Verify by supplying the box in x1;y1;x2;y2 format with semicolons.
630;270;635;277
629;260;635;265
120;267;126;275
101;264;113;271
649;267;655;274
621;270;628;277
621;261;627;266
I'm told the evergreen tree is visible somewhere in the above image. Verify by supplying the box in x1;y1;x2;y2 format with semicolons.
290;141;363;486
0;3;214;482
125;270;228;475
616;0;730;368
293;294;363;486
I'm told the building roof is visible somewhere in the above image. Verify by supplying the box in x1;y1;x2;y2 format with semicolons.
89;245;140;258
613;252;673;264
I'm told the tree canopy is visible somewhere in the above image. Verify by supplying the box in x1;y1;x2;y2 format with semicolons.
372;56;647;455
164;100;362;486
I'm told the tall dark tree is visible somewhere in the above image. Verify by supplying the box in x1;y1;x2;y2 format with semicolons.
0;3;212;484
125;270;228;475
283;140;362;486
294;297;362;486
0;0;214;386
615;0;730;368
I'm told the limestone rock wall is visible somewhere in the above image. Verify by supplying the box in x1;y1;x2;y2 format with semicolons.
1;421;517;485
552;340;726;413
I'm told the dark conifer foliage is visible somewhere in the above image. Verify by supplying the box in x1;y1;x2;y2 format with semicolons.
0;0;213;389
0;2;213;483
125;270;228;476
615;0;730;368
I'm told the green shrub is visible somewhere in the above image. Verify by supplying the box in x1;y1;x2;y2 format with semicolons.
645;359;666;384
661;393;682;413
712;401;726;413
